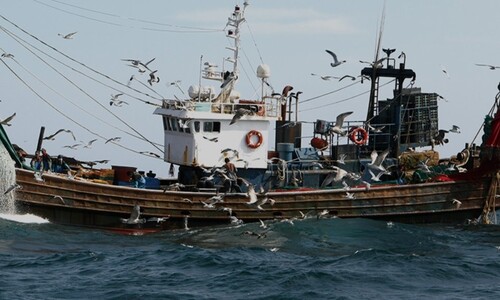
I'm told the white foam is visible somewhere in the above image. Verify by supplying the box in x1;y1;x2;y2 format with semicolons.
0;213;50;224
0;143;17;214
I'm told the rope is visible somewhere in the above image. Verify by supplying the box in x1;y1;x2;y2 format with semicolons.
0;26;163;149
33;0;223;33
480;171;499;225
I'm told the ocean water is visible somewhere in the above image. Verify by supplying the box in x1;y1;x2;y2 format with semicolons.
1;213;499;300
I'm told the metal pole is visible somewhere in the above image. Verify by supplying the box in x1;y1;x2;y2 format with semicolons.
36;126;45;153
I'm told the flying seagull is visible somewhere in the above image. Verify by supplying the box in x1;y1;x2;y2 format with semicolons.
110;94;128;107
449;125;461;133
0;112;16;126
120;204;145;224
122;57;155;73
105;137;121;144
475;64;500;70
433;129;449;146
441;65;450;78
311;73;337;81
82;139;98;148
139;151;161;158
63;143;81;150
339;75;356;82
230;107;253;125
367;148;390;173
148;70;160;86
325;50;346;67
43;129;76;141
329;111;353;136
58;32;77;39
1;53;14;58
360;57;387;68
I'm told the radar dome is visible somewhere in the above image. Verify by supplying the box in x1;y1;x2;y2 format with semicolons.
256;64;271;79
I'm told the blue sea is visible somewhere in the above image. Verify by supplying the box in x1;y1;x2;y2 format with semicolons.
1;213;499;300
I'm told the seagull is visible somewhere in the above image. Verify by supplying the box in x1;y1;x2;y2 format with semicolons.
368;169;385;181
220;148;239;160
449;125;461;133
337;153;347;165
310;73;337;81
58;32;77;39
245;184;258;204
63;143;81;150
367;148;390;172
203;136;218;142
230;107;253;125
433;130;449;146
139;151;161;158
452;199;462;208
367;124;385;133
122;57;155;73
441;65;450;78
0;112;16;126
217;206;233;216
338;75;356;82
105;137;121;144
148;70;160;86
1;53;14;58
280;121;304;128
82;139;98;148
126;75;135;86
345;192;356;199
120;204;146;224
329;111;353;136
52;195;66;205
3;183;21;195
475;64;500;70
416;158;432;173
229;216;243;225
325;50;346;67
241;230;266;238
221;71;237;89
317;209;330;219
258;219;268;229
360;57;387;68
34;172;44;182
43;129;76;141
321;166;349;187
92;159;110;164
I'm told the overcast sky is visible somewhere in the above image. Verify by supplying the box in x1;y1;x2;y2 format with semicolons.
1;0;499;177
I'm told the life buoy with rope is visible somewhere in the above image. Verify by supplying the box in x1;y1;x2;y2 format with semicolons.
349;127;368;146
246;130;263;149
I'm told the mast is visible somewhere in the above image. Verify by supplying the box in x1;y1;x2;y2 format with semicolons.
225;2;248;89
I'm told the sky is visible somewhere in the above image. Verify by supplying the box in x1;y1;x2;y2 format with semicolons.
1;0;499;178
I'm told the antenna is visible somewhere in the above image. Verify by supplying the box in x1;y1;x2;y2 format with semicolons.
374;0;386;62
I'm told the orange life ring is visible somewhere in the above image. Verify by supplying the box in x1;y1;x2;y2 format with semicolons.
349;127;368;145
246;130;263;149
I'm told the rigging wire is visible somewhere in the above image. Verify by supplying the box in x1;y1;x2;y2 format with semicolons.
0;25;163;148
0;57;164;158
299;79;396;113
299;80;362;105
34;0;223;33
0;15;164;105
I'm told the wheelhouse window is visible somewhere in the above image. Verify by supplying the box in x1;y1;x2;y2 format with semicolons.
194;121;200;132
163;117;172;131
203;121;221;132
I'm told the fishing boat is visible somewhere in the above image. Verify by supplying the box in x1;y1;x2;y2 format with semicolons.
1;2;499;232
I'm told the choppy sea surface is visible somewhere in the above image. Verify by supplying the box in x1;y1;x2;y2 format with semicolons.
1;212;499;300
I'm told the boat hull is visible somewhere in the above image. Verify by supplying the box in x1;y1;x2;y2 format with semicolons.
13;168;498;231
